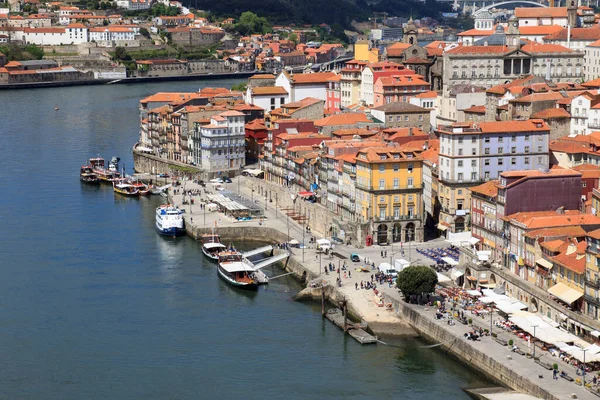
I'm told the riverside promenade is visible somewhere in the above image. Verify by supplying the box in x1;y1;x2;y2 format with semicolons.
167;175;597;400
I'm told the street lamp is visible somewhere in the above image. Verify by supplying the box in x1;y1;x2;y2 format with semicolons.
275;193;278;219
583;348;588;387
532;325;538;360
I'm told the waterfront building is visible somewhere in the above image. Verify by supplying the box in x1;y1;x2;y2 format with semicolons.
23;23;88;45
514;6;572;27
360;61;406;107
244;86;289;112
354;146;424;244
191;110;246;178
570;92;600;136
436;120;550;234
314;113;372;135
340;59;367;108
275;71;336;102
585;229;600;319
88;26;137;43
244;119;267;165
373;74;430;107
549;132;600;168
326;74;341;113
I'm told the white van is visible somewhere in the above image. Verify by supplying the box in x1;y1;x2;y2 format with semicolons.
316;238;332;253
378;262;398;278
394;259;410;272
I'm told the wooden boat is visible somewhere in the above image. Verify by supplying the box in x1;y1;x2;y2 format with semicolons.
217;251;259;290
131;180;152;195
113;181;140;197
89;156;121;183
202;231;227;261
80;165;100;184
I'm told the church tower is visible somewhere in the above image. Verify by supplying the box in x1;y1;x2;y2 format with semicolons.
568;0;578;27
506;15;521;49
403;17;418;45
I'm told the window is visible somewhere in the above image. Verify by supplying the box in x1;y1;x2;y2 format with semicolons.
379;179;385;189
525;135;530;141
408;163;413;173
458;172;464;181
498;158;504;165
458;160;463;167
498;137;503;143
380;196;385;203
485;171;490;179
484;158;490;166
472;149;476;155
394;195;400;202
407;177;414;187
458;189;463;195
484;137;490;143
525;146;530;153
511;135;516;142
484;148;490;155
393;164;399;172
393;178;399;189
472;137;476;143
418;115;423;121
538;156;543;164
458;149;463;155
537;146;542;152
388;116;393;122
379;165;385;172
458;136;464;144
404;116;409;121
396;116;401;122
471;172;477;180
471;160;476;167
511;157;516;165
511;147;516;154
498;147;503;154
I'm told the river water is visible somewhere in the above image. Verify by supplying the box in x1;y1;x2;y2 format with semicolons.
0;80;489;399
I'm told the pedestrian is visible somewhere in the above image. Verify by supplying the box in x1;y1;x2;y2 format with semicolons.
324;266;328;275
360;281;364;289
384;251;387;257
381;250;384;257
553;369;558;380
191;217;193;223
355;282;358;290
370;274;374;282
348;270;351;278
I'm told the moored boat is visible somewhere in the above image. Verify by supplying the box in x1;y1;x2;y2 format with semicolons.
217;251;259;289
155;204;185;237
89;156;121;183
80;165;100;184
113;181;140;197
131;180;152;195
202;232;227;260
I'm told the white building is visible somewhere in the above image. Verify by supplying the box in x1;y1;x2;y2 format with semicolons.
192;111;246;176
437;119;550;184
244;86;288;111
89;26;136;42
275;71;335;102
585;39;600;81
410;91;439;128
570;92;600;135
24;24;88;45
514;7;570;27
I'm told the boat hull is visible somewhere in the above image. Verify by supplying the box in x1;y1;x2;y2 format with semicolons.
217;265;259;290
80;176;100;184
202;247;221;261
155;224;186;237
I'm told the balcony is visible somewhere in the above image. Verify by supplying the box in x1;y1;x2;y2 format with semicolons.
374;214;419;222
584;293;600;307
356;182;423;192
586;277;600;289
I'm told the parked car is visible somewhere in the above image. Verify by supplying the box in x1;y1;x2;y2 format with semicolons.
351;254;361;262
223;177;232;183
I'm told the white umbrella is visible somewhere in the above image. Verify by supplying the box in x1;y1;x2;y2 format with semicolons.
288;239;299;245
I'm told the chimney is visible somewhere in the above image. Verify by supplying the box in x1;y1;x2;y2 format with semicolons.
566;242;577;256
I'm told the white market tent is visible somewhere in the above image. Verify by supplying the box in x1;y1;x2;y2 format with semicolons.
478;290;527;313
466;290;482;297
442;257;458;266
509;311;580;346
437;273;451;283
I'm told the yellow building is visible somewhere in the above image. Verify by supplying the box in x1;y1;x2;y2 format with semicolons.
547;240;586;311
355;146;423;244
585;229;600;320
354;41;379;63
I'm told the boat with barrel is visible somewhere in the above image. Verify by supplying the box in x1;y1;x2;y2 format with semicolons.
80;165;100;184
113;180;140;197
217;251;259;290
89;156;121;183
155;204;185;237
202;231;227;260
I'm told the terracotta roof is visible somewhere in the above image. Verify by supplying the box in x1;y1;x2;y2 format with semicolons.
314;113;370;127
249;74;275;79
414;91;438;98
532;107;571;119
470;180;498;198
447;45;509;55
288;72;336;84
541;239;568;252
511;91;567;103
385;42;411;56
377;75;429;87
519;25;564;35
520;42;575;53
439;119;549;134
544;28;600;41
245;119;266;130
140;92;204;105
250;86;288;95
457;28;495;36
355;146;421;163
525;226;587;239
462;105;485;114
582;78;600;87
515;7;567;18
504;210;600;229
552;241;587;274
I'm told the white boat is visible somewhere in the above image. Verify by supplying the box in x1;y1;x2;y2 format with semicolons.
217;251;259;289
202;232;227;260
155;204;185;237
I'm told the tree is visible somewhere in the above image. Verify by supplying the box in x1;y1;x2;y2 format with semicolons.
396;265;438;300
232;11;270;36
231;82;247;92
288;33;298;46
139;27;150;38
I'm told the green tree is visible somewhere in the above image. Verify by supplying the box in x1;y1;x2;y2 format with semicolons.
114;46;130;61
288;33;298;46
396;265;438;300
231;82;247;92
232;11;270;36
139;27;150;38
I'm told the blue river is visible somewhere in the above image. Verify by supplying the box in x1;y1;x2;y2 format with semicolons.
0;79;489;399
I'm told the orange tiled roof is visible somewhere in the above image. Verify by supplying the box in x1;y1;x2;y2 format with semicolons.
519;25;563;35
525;226;587;239
250;86;288;95
470;180;499;198
314;113;370;127
544;27;600;41
463;105;485;113
504;210;600;229
532;107;571;119
288;71;335;84
515;7;567;18
552;241;587;274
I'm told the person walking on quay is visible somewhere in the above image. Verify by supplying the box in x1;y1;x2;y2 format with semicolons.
553;369;558;380
381;250;384;257
324;266;328;275
348;270;351;278
355;282;358;290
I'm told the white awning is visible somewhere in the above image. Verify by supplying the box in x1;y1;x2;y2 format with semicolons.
442;257;458;266
437;273;451;283
468;237;480;245
437;223;448;232
450;269;464;279
466;289;482;297
548;282;584;305
495;300;528;314
535;258;553;269
591;330;600;338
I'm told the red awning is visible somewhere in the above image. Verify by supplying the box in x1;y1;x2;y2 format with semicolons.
298;191;314;197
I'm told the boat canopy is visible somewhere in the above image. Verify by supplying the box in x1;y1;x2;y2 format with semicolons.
116;183;134;188
204;242;227;249
221;262;255;273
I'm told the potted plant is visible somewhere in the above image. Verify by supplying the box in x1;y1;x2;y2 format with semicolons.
484;328;489;334
553;363;559;371
468;318;473;325
508;339;514;347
